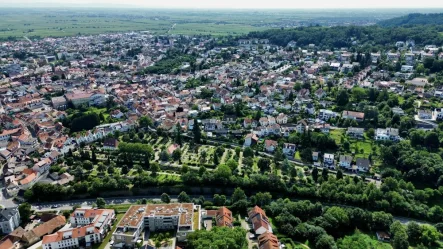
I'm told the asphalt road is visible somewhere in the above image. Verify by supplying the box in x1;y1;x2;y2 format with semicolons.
32;195;214;212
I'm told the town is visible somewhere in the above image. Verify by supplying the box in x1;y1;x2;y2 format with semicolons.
0;18;443;249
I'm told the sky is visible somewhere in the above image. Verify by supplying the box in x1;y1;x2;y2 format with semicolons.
2;0;443;9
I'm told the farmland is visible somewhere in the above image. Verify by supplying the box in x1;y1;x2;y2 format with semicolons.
0;8;428;40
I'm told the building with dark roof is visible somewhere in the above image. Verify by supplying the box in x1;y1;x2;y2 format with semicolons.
0;207;20;234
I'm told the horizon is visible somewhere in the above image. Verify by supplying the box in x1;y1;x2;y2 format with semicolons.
2;0;443;9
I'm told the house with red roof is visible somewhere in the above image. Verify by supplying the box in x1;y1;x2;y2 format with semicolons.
248;206;272;235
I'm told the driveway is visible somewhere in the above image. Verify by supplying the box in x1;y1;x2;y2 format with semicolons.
239;215;256;249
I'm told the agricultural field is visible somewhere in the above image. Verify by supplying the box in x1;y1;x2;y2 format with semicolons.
0;8;421;40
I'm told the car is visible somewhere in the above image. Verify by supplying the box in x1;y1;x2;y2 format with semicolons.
51;205;58;209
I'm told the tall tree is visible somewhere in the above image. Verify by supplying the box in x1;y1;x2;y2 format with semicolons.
192;118;201;144
175;123;182;146
161;193;171;203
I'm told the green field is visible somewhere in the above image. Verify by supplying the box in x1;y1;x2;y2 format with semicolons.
0;8;418;40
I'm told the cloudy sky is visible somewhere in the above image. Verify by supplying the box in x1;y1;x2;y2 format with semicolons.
3;0;443;8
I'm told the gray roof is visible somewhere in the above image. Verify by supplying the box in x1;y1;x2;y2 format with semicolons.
356;158;370;169
0;207;18;222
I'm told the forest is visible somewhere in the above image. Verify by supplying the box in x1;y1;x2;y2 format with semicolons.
246;25;443;49
378;13;443;27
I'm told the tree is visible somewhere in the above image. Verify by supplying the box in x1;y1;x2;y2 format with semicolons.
213;194;227;206
175;123;182;146
178;191;191;203
226;159;239;172
371;211;393;231
336;169;343;180
18;202;32;224
322;168;329;180
257;158;271;172
213;152;220;166
139;116;153;128
336;90;349;106
315;234;337;249
274;147;284;163
390;221;409;249
420;225;439;246
161;193;171;203
172;148;182;161
300;148;313;163
312;167;319;182
406;222;422;245
192;118;201;144
150;162;160;176
231;187;247;203
91;149;97;162
187;227;247;249
96;197;106;208
160;150;170;161
243;147;254;158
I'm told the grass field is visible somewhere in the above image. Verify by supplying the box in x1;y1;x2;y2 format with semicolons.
0;8;414;40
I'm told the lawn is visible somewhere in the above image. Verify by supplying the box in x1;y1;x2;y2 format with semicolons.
330;129;345;145
93;213;124;249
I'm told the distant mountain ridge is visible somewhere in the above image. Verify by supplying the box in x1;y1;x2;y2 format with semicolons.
378;13;443;26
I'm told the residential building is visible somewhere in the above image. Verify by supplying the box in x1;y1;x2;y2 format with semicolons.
112;203;200;248
215;207;233;228
418;110;432;120
276;113;288;124
282;143;296;156
318;109;338;121
258;232;280;249
264;140;278;153
339;155;353;169
295;120;308;133
65;92;92;108
248;206;272;235
356;158;371;172
244;133;258;147
346;127;364;139
42;209;115;249
103;138;119;150
342;111;364;122
0;208;20;234
51;96;68;110
375;128;400;141
312;152;319;162
323;153;335;166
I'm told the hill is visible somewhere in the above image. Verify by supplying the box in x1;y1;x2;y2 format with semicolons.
246;25;443;49
378;13;443;27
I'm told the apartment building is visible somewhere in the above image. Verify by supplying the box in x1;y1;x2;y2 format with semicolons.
42;209;115;249
0;208;20;234
112;203;201;248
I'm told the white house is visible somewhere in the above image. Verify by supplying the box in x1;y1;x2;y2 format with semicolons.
375;128;400;141
0;207;20;234
324;153;335;167
282;143;296;156
276;113;288;124
418;110;432;120
318;109;338;121
339;155;353;169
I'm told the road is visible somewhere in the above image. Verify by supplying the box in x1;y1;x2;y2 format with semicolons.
32;195;215;212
